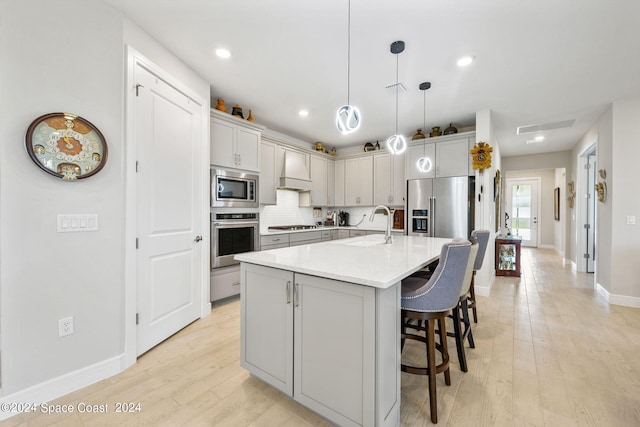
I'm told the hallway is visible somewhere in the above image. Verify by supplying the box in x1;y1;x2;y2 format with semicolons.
5;248;640;426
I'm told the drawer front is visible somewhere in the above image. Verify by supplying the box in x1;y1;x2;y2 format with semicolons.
289;230;322;243
321;230;332;241
337;229;350;239
366;230;384;235
261;234;290;247
289;239;322;247
349;230;367;237
261;243;290;251
210;268;241;301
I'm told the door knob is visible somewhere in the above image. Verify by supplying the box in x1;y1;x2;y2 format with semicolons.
194;235;203;242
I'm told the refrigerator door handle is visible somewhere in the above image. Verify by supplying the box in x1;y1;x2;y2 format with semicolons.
430;196;435;237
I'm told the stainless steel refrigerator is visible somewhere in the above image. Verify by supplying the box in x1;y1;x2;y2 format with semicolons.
407;177;474;238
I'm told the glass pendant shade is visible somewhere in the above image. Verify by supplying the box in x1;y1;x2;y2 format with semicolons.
387;134;406;154
336;104;361;134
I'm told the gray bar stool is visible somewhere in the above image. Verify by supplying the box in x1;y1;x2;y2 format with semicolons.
400;238;472;424
467;229;490;323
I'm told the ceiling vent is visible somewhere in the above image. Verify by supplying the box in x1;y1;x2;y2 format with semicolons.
516;119;575;135
385;82;407;94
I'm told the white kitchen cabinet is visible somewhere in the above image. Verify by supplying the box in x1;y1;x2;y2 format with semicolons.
289;230;322;246
374;152;405;206
241;264;294;395
337;229;350;240
210;264;240;302
309;155;328;206
241;263;399;427
260;140;278;205
406;133;474;179
435;137;470;177
345;156;373;206
210;109;262;172
260;233;290;250
327;160;335;207
334;159;345;207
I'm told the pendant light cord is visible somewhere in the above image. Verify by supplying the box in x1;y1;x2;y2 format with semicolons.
395;53;399;134
347;0;351;105
423;89;426;157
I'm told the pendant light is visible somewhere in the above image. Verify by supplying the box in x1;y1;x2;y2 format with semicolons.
416;81;433;173
387;40;406;154
336;0;361;134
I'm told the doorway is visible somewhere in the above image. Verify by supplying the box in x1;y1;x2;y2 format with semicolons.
576;144;597;274
505;178;540;247
125;47;210;363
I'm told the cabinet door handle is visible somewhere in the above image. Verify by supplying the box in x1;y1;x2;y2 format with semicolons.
294;283;299;307
273;238;280;242
286;281;291;304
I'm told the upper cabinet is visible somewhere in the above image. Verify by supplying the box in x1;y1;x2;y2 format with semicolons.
435;137;471;177
309;155;329;206
374;152;405;206
210;109;264;172
334;159;345;207
345;156;373;206
406;132;475;180
260;140;278;205
327;160;335;207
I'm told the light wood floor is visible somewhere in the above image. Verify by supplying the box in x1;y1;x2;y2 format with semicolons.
6;248;640;426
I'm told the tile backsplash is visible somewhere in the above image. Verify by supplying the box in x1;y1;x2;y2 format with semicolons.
260;190;319;232
260;190;403;232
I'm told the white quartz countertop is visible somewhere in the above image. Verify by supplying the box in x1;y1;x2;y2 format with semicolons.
236;235;451;288
261;226;405;236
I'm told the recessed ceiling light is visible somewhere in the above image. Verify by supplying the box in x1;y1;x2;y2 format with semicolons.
456;56;474;67
215;48;231;59
298;110;309;117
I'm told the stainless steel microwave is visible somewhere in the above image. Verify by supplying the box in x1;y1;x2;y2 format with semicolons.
211;169;259;208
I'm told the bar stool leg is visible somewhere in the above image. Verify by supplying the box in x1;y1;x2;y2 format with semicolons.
469;272;478;323
426;319;438;424
451;301;468;372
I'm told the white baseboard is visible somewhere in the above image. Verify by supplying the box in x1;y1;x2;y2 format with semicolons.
538;244;554;249
474;274;494;297
596;283;640;308
0;353;125;421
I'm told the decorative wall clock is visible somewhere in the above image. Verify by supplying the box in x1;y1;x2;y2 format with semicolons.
25;112;108;180
470;141;493;171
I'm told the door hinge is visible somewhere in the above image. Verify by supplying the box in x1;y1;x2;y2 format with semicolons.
136;238;139;249
136;161;139;172
584;224;590;229
584;253;590;259
135;83;143;96
585;163;591;169
136;313;139;325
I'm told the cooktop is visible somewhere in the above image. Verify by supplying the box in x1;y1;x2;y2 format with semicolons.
268;225;318;231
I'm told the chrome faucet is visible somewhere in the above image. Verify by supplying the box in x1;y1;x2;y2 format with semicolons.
369;205;393;244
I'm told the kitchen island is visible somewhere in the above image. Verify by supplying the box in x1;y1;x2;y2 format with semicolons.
235;234;451;427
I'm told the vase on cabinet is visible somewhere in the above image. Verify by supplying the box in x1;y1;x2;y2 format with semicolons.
215;98;227;112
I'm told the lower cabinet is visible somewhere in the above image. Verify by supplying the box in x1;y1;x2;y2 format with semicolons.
210;265;241;302
241;263;400;427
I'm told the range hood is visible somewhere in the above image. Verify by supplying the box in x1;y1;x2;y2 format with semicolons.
278;150;312;191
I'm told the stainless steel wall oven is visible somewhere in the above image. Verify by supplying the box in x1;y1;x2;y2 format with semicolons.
210;211;259;269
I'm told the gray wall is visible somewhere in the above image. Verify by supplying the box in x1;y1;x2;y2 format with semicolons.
0;0;209;396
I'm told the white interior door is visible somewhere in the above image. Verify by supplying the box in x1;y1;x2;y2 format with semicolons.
505;179;539;247
586;152;596;272
135;64;203;355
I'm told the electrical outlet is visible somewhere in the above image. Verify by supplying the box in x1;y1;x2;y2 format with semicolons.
58;316;74;337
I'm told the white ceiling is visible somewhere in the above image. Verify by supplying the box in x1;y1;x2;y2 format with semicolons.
104;0;640;157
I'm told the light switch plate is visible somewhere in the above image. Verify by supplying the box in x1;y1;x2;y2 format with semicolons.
57;214;99;232
627;215;636;225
